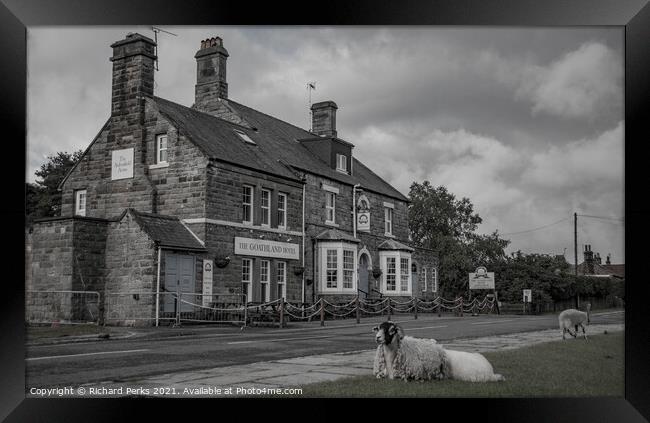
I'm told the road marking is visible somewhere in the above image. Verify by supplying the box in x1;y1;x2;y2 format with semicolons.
471;319;515;325
228;334;335;345
26;349;149;361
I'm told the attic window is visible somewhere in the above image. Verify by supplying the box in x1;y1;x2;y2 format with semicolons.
234;129;256;145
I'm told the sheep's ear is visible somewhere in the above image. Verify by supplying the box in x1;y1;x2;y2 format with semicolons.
395;325;405;339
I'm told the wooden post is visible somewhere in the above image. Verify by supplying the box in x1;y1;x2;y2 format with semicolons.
387;298;392;320
356;296;360;324
320;298;325;327
459;297;464;317
414;297;418;320
279;298;284;328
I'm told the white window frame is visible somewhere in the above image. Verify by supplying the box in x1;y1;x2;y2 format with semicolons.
384;207;393;236
75;189;87;216
422;268;428;292
432;268;438;293
277;192;287;230
325;192;336;225
261;189;271;227
242;185;254;225
156;134;168;164
242;258;253;301
260;260;270;303
318;242;358;294
379;251;412;296
277;261;287;300
336;153;347;172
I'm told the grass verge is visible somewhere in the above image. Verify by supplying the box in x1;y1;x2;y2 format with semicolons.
26;324;112;341
301;331;624;397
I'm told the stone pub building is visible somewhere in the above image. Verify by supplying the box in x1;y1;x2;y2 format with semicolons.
27;33;437;324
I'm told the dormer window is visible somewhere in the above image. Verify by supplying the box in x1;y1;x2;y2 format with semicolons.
234;129;256;145
336;153;347;172
156;134;168;164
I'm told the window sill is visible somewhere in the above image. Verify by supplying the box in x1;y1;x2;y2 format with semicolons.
149;162;169;170
325;221;340;228
384;233;396;238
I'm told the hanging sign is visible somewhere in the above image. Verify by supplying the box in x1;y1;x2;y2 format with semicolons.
469;266;495;289
357;212;370;232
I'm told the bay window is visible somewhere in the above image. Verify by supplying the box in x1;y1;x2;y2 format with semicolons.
379;251;412;295
318;242;358;293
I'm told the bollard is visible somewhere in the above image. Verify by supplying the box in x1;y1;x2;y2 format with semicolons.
320;298;325;327
414;298;418;320
356;296;360;324
279;298;285;328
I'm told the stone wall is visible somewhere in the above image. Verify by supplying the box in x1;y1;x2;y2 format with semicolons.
30;219;75;292
104;212;157;324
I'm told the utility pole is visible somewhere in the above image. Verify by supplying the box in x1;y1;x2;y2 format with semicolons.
574;212;579;308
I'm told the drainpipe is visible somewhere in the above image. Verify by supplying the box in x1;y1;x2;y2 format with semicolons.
301;179;306;306
352;184;361;239
155;245;162;327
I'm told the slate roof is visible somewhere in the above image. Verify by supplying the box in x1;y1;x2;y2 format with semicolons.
125;209;206;251
152;96;409;202
377;239;415;252
315;228;361;243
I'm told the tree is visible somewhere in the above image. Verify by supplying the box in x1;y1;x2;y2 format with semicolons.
408;181;510;297
26;150;83;226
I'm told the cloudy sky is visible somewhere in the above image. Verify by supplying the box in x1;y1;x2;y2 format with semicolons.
26;26;625;264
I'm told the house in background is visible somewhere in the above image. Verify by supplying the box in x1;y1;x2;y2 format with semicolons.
572;244;625;280
27;33;437;325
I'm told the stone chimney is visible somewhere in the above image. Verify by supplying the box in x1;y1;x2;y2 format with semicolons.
110;33;156;119
311;101;338;137
583;245;594;274
606;254;611;265
194;37;229;113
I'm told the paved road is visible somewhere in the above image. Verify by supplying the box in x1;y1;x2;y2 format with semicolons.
25;310;623;389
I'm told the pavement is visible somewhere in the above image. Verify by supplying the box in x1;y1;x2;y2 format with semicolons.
67;322;623;397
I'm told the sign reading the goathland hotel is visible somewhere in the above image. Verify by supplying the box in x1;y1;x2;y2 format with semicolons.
234;237;300;260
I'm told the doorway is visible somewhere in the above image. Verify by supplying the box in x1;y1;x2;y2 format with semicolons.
163;253;195;313
358;253;370;299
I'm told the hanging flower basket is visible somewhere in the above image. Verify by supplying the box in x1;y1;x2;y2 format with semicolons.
215;256;231;268
372;267;383;280
293;266;305;276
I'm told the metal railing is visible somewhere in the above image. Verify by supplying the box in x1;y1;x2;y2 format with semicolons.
26;290;101;325
176;293;247;326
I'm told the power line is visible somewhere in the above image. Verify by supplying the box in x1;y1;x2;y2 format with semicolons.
576;214;624;223
500;217;570;236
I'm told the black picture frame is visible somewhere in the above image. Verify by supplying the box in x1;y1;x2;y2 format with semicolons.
3;0;648;421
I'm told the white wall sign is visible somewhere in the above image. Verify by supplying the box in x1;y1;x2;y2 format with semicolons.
357;212;370;232
523;289;532;303
234;237;300;260
202;259;213;307
469;266;495;289
111;148;134;180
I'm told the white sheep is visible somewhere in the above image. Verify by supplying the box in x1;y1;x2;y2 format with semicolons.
372;321;504;382
559;302;591;340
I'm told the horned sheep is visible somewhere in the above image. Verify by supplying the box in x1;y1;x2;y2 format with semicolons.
559;303;591;340
372;321;505;382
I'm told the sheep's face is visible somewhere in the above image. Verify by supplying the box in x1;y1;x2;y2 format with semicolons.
373;321;402;345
